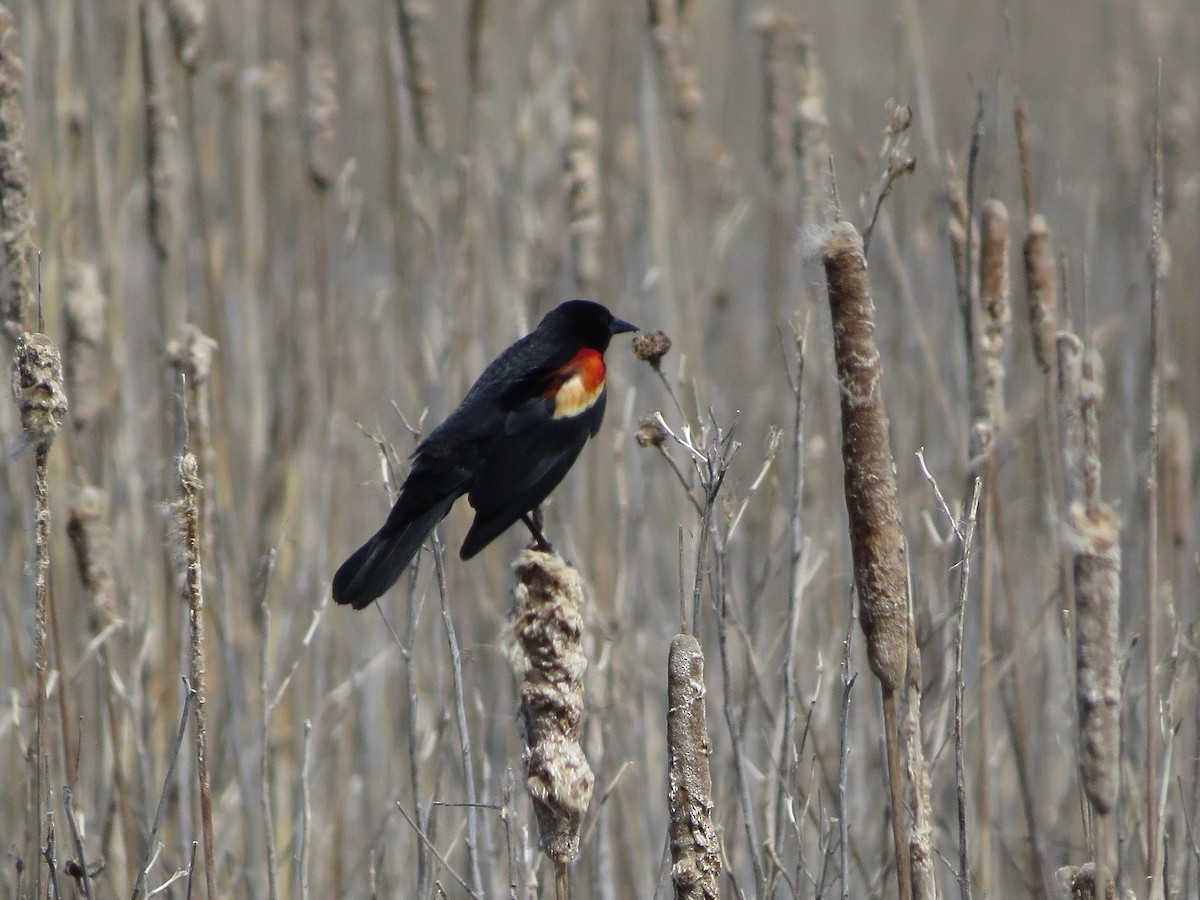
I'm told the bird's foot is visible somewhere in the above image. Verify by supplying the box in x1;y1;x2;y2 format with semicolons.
521;512;555;555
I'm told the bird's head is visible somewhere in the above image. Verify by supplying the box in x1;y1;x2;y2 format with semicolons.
538;300;637;352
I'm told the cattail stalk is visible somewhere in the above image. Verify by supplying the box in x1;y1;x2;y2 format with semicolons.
820;221;911;900
647;0;701;121
507;550;594;888
175;452;217;900
298;0;337;189
12;332;68;900
666;634;719;899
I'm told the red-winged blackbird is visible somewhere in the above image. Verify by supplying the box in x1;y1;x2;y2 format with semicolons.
332;300;637;609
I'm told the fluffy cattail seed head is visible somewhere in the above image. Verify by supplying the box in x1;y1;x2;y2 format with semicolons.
11;332;68;444
633;329;672;368
635;415;668;448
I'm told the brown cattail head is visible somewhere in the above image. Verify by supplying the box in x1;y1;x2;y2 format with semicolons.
1070;501;1121;815
821;221;909;691
632;329;672;369
1056;862;1133;900
1162;405;1192;549
970;199;1011;466
1023;214;1058;374
396;0;443;150
67;486;118;631
506;549;594;864
64;262;109;434
666;633;719;899
0;6;33;340
11;332;68;445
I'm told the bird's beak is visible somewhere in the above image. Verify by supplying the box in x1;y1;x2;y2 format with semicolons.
609;317;638;335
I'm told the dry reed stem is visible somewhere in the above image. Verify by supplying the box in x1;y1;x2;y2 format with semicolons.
820;221;911;900
1056;333;1085;507
173;451;217;900
666;633;719;899
565;74;601;297
507;550;594;867
905;603;937;900
0;5;32;340
395;0;443;150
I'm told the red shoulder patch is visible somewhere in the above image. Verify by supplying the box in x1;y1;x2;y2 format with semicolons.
544;349;606;418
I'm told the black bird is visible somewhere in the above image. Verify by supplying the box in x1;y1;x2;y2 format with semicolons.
332;300;637;609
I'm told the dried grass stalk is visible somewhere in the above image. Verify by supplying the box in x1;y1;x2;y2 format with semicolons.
904;616;937;900
1056;333;1085;506
565;74;601;297
0;5;32;339
67;486;118;632
506;549;595;865
820;221;908;691
666;633;719;899
64;262;109;435
1022;214;1058;375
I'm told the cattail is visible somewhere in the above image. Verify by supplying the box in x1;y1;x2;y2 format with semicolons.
1071;346;1120;816
1161;404;1192;550
1055;862;1132;900
395;0;443;150
506;549;594;865
565;74;601;297
139;0;174;262
12;332;68;446
1023;214;1058;374
821;220;911;900
164;0;206;71
298;0;337;189
67;486;118;632
793;30;830;230
63;262;109;436
820;221;908;690
0;5;33;339
666;634;719;899
648;0;701;121
969;199;1010;465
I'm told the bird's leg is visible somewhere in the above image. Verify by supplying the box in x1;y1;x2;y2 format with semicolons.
521;509;554;554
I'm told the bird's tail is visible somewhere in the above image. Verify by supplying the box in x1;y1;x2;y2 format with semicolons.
332;496;455;609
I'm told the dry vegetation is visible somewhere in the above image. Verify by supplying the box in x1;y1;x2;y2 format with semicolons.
2;1;1199;898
